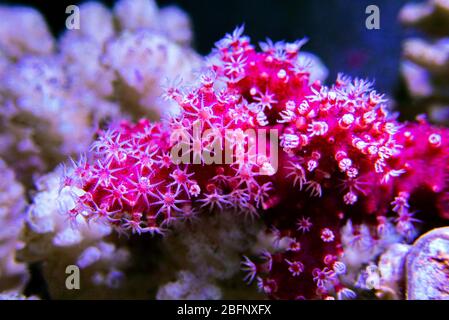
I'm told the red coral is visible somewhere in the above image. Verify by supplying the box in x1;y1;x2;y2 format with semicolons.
67;120;177;235
67;27;449;300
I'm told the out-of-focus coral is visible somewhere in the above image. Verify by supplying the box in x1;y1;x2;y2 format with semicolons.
165;212;260;280
356;243;410;299
161;211;264;299
340;220;404;289
0;290;38;300
5;0;449;302
0;158;28;292
354;226;449;300
18;166;129;299
399;0;449;124
375;243;410;298
0;6;54;59
400;0;449;35
0;6;68;184
0;0;201;185
66;27;449;300
406;227;449;299
156;271;222;300
60;0;201;119
295;51;328;84
102;29;201;117
158;6;194;46
0;57;98;183
113;0;193;46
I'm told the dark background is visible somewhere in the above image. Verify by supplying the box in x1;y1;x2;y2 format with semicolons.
1;0;417;97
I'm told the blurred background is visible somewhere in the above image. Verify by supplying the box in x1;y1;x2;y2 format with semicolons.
2;0;414;96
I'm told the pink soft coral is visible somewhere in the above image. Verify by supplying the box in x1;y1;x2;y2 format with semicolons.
66;28;449;299
65;120;176;235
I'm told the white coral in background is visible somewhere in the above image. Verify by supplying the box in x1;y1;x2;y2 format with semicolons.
66;2;116;44
102;29;201;116
164;211;261;281
355;243;410;299
0;158;28;292
112;0;193;46
0;0;201;184
399;0;449;124
0;50;9;78
19;166;129;297
341;220;403;268
114;0;160;32
0;0;335;300
0;290;38;300
0;0;201;298
58;2;116;101
296;51;329;84
158;6;194;46
1;57;96;155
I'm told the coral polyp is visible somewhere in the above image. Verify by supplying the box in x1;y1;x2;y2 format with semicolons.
62;26;449;299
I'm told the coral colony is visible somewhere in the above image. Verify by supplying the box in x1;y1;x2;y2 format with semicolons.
1;0;449;300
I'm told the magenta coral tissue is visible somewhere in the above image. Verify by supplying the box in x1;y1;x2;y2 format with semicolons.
1;1;449;302
60;26;449;300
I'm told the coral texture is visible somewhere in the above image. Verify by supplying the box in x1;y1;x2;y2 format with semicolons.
406;227;449;299
65;27;449;299
0;0;448;300
156;271;222;300
161;211;264;299
399;0;449;124
18;167;129;298
0;0;201;185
